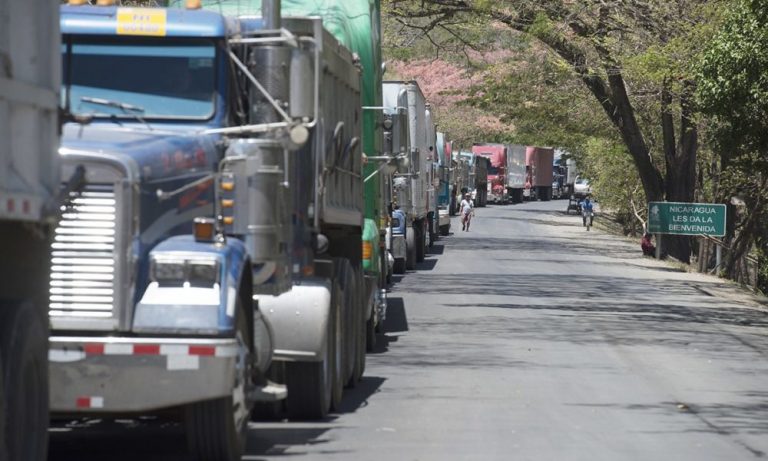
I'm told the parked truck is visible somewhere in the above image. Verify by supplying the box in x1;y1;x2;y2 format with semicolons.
0;1;61;459
472;144;507;204
383;81;430;270
524;146;555;201
474;154;490;207
425;104;438;247
51;2;372;458
236;0;391;360
436;132;452;235
505;144;527;204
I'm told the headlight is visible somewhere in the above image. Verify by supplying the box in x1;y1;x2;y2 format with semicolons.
150;255;221;287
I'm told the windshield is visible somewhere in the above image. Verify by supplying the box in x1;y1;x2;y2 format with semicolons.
576;178;589;185
487;165;499;175
63;36;217;119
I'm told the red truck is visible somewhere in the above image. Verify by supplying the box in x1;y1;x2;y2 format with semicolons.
524;146;555;201
472;144;508;204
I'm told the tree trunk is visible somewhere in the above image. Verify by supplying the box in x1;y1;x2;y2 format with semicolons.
659;80;698;263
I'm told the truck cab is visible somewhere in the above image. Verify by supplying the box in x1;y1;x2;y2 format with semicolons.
51;4;310;459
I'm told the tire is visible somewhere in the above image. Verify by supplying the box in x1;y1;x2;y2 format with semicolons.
405;227;416;270
439;224;450;236
0;301;48;461
366;301;377;352
185;301;251;461
285;284;335;419
329;269;344;411
0;355;7;461
393;258;405;274
416;224;426;263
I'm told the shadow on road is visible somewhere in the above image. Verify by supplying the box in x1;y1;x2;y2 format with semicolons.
383;297;408;333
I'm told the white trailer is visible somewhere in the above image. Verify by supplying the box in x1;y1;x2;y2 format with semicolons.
0;0;61;459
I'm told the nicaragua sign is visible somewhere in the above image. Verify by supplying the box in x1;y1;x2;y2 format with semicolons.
648;202;726;237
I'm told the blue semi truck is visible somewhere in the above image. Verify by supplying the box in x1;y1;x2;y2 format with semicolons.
51;1;367;459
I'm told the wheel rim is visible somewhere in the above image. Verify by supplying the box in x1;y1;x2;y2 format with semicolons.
232;327;250;432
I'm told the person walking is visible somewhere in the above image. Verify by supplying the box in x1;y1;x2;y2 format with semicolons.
460;193;474;231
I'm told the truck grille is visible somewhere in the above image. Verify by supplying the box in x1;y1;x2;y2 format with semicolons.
49;183;118;325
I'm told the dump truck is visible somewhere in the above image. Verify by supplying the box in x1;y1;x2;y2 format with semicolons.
383;81;430;270
0;1;61;459
505;144;527;204
51;2;370;458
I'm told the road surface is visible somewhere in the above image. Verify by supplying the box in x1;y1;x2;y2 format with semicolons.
49;200;768;460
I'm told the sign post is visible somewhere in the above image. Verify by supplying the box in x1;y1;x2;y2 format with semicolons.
648;202;726;237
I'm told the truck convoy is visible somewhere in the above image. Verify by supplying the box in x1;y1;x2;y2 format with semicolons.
50;1;386;458
383;81;431;270
524;146;555;201
472;144;507;204
0;1;61;459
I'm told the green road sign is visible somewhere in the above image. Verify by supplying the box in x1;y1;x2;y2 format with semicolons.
648;202;726;237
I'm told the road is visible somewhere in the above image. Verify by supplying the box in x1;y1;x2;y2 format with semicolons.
49;200;768;460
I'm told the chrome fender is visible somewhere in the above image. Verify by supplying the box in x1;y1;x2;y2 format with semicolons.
256;277;332;362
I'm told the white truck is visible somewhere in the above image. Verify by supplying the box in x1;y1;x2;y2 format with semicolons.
0;0;61;459
383;81;430;270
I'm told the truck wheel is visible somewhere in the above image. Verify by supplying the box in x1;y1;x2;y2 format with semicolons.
366;294;377;352
0;301;48;461
0;355;7;461
416;225;426;263
285;283;337;419
352;287;367;383
186;302;250;461
405;227;416;270
329;269;344;411
393;258;406;274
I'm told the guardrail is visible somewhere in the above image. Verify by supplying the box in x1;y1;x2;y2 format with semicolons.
699;233;759;291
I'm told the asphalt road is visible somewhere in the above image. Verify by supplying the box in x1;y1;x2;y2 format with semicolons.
49;200;768;460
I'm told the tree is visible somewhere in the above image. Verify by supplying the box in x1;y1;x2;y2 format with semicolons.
697;0;768;288
385;0;712;262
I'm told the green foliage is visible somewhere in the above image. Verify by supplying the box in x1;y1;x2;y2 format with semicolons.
697;0;768;153
582;138;647;234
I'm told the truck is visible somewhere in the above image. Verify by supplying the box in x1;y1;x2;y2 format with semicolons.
436;132;452;235
383;81;430;270
474;154;490;207
524;146;555;201
232;0;391;361
425;105;439;247
0;1;61;459
505;144;527;204
472;144;507;204
51;2;368;458
564;157;580;198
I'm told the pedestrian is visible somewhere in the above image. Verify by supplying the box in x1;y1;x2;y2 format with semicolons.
641;232;656;256
460;193;474;231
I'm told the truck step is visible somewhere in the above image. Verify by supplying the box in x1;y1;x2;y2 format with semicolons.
250;380;288;402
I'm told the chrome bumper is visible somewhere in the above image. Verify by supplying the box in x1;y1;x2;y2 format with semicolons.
49;336;238;413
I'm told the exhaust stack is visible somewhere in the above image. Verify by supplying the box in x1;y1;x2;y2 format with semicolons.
263;0;280;30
